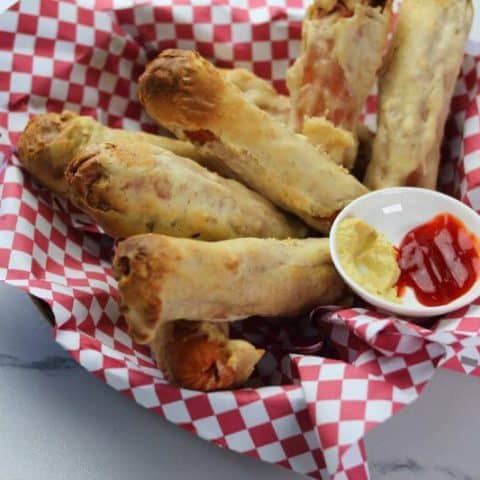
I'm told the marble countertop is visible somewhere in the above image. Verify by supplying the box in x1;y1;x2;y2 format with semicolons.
1;281;479;480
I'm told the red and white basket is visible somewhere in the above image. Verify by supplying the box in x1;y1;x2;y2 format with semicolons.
1;1;480;479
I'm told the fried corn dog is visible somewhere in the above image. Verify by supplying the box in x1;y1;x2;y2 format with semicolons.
138;49;368;233
287;0;391;168
17;111;213;196
66;141;306;240
364;0;473;190
151;321;264;391
113;234;347;343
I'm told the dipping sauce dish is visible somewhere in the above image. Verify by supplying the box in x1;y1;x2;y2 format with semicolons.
330;187;480;318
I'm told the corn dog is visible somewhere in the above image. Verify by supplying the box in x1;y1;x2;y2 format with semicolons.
138;49;368;233
113;234;347;343
364;0;472;189
287;0;391;168
66;141;306;240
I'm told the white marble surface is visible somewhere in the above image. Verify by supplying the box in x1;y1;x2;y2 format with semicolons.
1;281;480;480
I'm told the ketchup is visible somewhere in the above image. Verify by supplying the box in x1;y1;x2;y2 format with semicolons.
396;213;480;306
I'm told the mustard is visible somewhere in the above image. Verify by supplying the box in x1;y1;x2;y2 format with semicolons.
336;217;401;303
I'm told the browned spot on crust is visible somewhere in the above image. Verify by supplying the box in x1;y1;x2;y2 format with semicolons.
143;297;162;329
67;150;112;210
66;148;101;184
75;165;103;198
17;111;75;161
16;111;83;195
311;0;388;18
138;49;225;129
311;2;353;19
113;235;176;344
123;245;151;279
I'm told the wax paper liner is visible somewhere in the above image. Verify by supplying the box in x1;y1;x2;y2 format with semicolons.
1;1;480;479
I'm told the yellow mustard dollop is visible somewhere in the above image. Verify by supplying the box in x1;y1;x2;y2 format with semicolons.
336;217;401;303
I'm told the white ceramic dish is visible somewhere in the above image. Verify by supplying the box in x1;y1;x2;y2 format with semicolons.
330;187;480;317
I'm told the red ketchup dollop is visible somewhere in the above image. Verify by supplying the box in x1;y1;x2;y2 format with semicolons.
396;213;480;306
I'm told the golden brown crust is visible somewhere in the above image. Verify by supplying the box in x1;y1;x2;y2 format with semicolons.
139;49;368;233
17;111;92;195
66;144;120;216
138;49;225;129
113;234;347;343
66;141;307;240
150;321;264;391
114;235;166;344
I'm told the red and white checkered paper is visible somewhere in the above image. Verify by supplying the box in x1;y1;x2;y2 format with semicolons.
1;1;480;479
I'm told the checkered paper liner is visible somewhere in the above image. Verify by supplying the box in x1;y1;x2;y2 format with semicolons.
1;1;480;479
